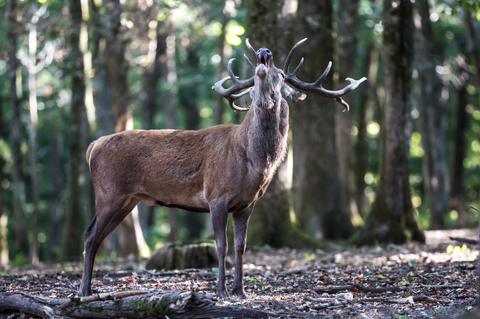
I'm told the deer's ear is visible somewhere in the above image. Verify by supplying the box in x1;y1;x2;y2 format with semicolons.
281;84;307;103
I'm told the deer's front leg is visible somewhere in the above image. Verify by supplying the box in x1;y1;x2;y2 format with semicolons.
210;201;229;298
231;206;253;298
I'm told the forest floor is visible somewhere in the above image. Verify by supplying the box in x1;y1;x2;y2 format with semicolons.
1;230;479;318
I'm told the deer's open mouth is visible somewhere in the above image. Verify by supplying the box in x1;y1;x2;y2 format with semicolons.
258;55;269;67
256;48;272;68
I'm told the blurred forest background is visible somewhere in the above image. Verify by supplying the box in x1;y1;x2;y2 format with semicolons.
0;0;480;266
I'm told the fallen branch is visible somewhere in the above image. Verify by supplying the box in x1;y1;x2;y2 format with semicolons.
424;284;470;290
412;295;451;304
449;237;478;245
315;284;406;294
150;268;200;276
0;290;276;318
356;296;414;304
307;294;451;306
59;290;148;310
306;293;354;303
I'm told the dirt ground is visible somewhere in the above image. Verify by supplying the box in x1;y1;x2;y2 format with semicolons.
1;235;479;318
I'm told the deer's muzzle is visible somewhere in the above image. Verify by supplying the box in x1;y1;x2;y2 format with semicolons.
256;48;272;68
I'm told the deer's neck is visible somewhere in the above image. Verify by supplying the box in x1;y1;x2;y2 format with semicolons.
239;98;289;172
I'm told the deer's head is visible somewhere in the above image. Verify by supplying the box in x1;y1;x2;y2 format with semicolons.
212;38;367;112
249;47;286;109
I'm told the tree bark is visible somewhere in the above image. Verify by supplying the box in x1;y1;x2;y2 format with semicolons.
450;59;469;225
91;0;114;138
104;0;129;134
7;0;29;258
178;44;203;240
27;5;47;265
215;1;228;125
244;0;301;247
140;13;164;131
0;86;8;265
336;0;362;226
292;0;354;240
62;0;87;261
46;137;64;261
462;7;480;86
163;22;178;242
354;44;376;217
357;0;424;244
414;0;448;229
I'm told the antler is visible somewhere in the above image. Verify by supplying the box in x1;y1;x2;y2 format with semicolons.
212;58;254;112
244;38;257;72
283;38;367;112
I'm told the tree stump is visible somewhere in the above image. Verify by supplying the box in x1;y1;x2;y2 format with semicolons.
146;241;228;270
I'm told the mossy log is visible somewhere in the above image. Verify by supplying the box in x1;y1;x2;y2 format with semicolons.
0;290;277;318
146;241;226;271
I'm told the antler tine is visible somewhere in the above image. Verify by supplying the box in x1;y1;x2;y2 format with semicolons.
314;61;332;86
245;38;257;63
244;53;256;72
283;38;367;112
283;38;308;75
212;58;254;112
291;57;304;77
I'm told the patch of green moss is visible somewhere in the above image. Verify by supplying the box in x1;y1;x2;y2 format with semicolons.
85;305;104;313
131;297;175;315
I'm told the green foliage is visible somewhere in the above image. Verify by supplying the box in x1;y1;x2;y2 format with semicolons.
459;0;480;20
13;253;28;266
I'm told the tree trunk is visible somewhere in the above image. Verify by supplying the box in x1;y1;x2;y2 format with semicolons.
91;0;114;138
336;0;362;226
244;0;300;247
450;59;469;225
46;137;64;261
215;2;228;125
414;0;448;229
358;0;424;244
7;0;29;258
292;0;354;240
178;44;203;240
27;5;46;265
62;0;87;261
163;22;178;242
104;0;129;134
140;14;164;131
354;44;376;217
462;7;480;86
0;88;8;265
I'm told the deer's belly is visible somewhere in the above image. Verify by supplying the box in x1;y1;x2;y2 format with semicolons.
136;191;210;213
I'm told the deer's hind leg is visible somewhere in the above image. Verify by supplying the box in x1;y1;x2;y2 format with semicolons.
80;195;140;296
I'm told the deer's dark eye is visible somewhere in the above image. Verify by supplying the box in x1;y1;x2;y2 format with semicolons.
279;71;285;79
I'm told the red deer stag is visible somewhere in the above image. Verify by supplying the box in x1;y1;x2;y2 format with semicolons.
80;38;366;298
